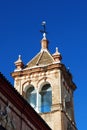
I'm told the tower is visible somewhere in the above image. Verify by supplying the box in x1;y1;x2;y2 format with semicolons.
11;22;77;130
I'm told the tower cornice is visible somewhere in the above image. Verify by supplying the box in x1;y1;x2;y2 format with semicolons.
11;63;76;91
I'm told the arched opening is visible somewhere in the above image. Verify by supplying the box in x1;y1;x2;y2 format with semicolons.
26;85;36;109
39;84;52;113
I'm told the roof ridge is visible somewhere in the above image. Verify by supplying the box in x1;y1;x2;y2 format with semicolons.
37;50;54;66
26;52;40;66
36;51;44;65
46;50;54;62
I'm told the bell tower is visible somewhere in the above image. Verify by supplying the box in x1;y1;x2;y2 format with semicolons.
11;22;77;130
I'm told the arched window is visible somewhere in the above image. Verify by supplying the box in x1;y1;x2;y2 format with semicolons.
39;84;52;113
26;86;36;109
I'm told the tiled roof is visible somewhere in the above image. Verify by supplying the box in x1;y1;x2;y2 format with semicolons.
26;50;54;68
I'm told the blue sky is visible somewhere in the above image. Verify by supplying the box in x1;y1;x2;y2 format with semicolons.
0;0;87;129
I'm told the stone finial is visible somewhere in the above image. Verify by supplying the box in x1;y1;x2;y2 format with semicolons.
52;47;62;63
56;47;60;54
18;55;21;61
14;55;24;71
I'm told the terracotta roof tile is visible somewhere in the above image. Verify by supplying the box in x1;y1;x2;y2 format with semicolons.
26;50;54;68
38;51;53;65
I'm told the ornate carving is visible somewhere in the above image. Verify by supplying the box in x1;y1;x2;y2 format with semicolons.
0;104;16;130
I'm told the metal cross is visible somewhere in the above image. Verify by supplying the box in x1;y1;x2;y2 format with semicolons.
40;21;47;36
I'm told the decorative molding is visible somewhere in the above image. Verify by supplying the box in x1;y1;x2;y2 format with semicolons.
0;104;16;130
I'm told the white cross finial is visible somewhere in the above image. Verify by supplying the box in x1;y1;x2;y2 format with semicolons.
43;33;46;39
18;55;21;60
56;47;58;52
